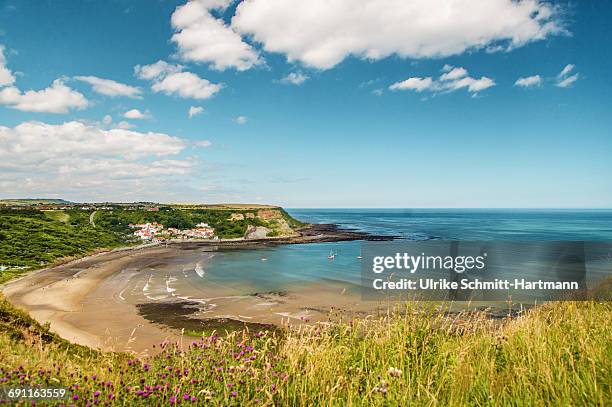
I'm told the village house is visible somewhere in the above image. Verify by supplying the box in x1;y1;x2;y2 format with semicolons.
129;222;215;241
129;222;164;240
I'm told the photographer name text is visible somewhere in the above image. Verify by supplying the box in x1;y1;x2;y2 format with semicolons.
372;278;579;291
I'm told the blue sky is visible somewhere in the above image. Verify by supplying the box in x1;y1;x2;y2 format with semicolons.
0;0;610;207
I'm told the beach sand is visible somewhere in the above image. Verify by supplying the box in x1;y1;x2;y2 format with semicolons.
1;247;183;354
1;244;383;354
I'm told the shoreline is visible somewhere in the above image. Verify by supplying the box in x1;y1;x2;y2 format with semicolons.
1;241;161;286
0;223;391;354
2;223;393;286
1;246;184;354
165;223;396;246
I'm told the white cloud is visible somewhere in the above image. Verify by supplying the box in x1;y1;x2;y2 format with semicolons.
389;77;433;92
557;73;580;88
232;0;564;69
446;76;495;93
389;66;495;95
233;115;248;125
372;88;383;96
514;75;542;88
193;139;212;148
556;74;578;88
74;75;142;98
440;66;468;81
279;72;309;85
0;45;16;87
115;121;135;130
0;120;193;199
102;115;113;126
135;60;222;100
134;60;183;80
0;121;184;159
0;49;87;113
188;105;204;118
152;71;222;99
171;0;262;71
556;64;579;88
123;108;151;119
0;79;89;113
557;64;575;79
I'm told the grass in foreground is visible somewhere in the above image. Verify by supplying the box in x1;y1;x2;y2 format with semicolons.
0;296;610;406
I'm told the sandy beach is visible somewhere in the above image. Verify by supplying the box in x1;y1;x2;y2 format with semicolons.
1;246;186;354
1;243;382;354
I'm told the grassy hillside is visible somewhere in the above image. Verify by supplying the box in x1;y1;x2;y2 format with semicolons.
94;208;268;239
0;209;125;279
0;296;609;405
0;198;73;205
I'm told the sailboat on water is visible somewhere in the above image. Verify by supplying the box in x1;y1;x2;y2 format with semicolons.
327;250;336;260
357;248;363;260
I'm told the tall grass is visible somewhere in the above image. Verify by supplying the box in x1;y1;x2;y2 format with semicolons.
0;297;610;406
279;301;610;405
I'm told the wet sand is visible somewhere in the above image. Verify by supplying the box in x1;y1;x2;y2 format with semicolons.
1;246;185;354
1;244;384;354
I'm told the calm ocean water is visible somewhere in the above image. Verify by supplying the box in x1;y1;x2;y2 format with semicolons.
287;208;612;241
191;209;612;295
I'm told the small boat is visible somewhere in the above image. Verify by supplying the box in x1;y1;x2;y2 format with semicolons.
261;258;268;261
327;250;336;260
357;249;363;260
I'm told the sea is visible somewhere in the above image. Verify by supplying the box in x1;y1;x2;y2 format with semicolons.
287;208;612;241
